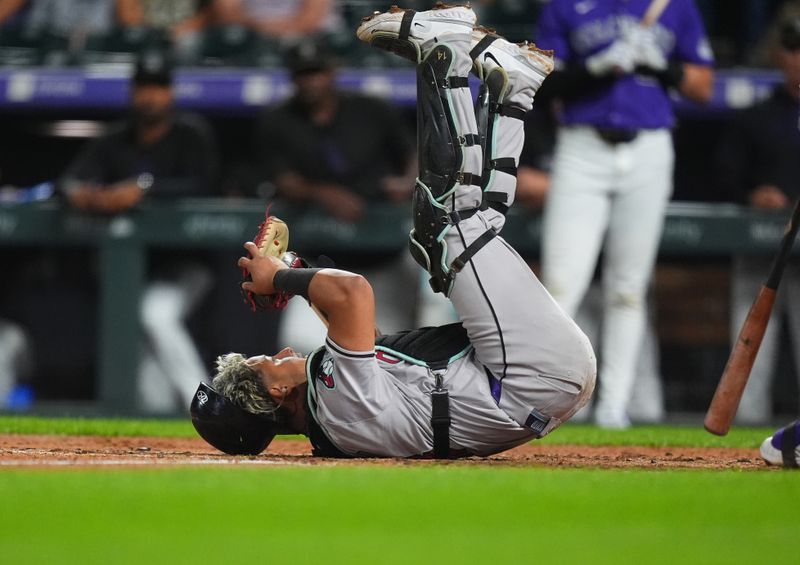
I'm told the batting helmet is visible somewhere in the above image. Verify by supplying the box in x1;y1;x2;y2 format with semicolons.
190;382;283;455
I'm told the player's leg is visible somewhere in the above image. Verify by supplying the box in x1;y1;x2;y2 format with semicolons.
360;7;595;434
137;347;180;413
442;32;594;433
471;27;550;214
0;319;31;404
140;264;212;404
627;303;666;423
359;4;483;294
541;127;615;317
781;266;800;414
760;419;800;468
593;130;673;428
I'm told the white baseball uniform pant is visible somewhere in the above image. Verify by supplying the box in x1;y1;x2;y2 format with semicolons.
138;263;212;412
542;126;673;424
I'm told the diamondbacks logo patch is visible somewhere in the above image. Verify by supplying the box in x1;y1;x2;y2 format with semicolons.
318;357;335;389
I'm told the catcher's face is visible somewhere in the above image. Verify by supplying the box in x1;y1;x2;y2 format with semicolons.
246;347;308;401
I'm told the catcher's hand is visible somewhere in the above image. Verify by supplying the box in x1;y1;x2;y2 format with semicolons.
240;215;306;311
239;242;287;296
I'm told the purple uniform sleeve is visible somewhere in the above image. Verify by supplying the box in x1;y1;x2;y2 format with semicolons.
536;0;572;64
671;0;714;65
532;0;714;129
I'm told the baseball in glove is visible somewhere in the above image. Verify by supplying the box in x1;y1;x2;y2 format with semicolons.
241;214;307;311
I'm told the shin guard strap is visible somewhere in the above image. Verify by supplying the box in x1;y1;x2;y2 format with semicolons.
455;172;483;188
482;191;509;215
489;102;526;121
450;229;497;273
439;76;470;89
469;34;498;60
487;157;518;177
459;133;481;147
399;10;416;40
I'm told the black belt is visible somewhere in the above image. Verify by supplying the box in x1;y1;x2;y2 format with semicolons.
595;127;639;144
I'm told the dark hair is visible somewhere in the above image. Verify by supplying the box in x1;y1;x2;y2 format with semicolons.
283;41;335;75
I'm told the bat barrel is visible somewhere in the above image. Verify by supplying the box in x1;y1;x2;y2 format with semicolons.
703;286;776;436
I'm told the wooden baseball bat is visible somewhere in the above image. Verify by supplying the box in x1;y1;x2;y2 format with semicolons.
641;0;671;27
704;199;800;436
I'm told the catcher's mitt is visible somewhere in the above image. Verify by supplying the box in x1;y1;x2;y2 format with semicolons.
242;214;307;311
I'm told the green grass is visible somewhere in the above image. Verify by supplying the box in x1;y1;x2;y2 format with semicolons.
0;415;774;448
0;416;795;564
0;466;797;565
539;423;774;448
0;415;198;438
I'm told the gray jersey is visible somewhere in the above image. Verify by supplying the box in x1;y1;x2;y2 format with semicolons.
307;337;534;458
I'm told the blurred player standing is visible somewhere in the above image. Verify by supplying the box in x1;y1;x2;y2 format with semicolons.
61;50;219;412
536;0;714;428
715;16;800;425
256;41;418;352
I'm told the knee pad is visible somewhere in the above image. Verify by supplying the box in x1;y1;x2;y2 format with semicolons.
409;181;497;296
409;181;456;295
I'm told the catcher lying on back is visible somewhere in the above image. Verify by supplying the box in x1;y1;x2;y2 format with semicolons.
191;4;595;458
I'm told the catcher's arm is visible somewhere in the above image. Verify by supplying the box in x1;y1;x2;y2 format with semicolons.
239;242;376;351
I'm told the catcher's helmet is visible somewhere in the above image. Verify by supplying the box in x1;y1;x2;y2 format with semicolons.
190;382;281;455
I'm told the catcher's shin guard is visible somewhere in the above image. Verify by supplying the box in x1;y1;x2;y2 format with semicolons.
471;30;550;212
409;180;497;296
475;68;524;213
417;43;482;202
473;49;525;213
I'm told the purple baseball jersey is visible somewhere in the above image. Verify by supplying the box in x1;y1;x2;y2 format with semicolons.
536;0;714;129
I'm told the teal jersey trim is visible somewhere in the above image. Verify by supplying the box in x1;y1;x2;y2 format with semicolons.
374;343;473;369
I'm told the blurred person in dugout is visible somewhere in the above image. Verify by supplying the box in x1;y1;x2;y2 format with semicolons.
256;40;418;353
535;0;714;428
714;15;800;424
11;0;116;37
60;50;219;413
213;0;343;40
116;0;219;62
0;318;32;409
516;107;666;424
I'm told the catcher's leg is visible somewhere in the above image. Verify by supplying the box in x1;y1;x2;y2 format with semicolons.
356;3;477;65
359;5;485;295
471;28;552;212
407;25;555;296
451;38;592;435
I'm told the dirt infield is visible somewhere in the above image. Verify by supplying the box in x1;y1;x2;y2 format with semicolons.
0;434;771;470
